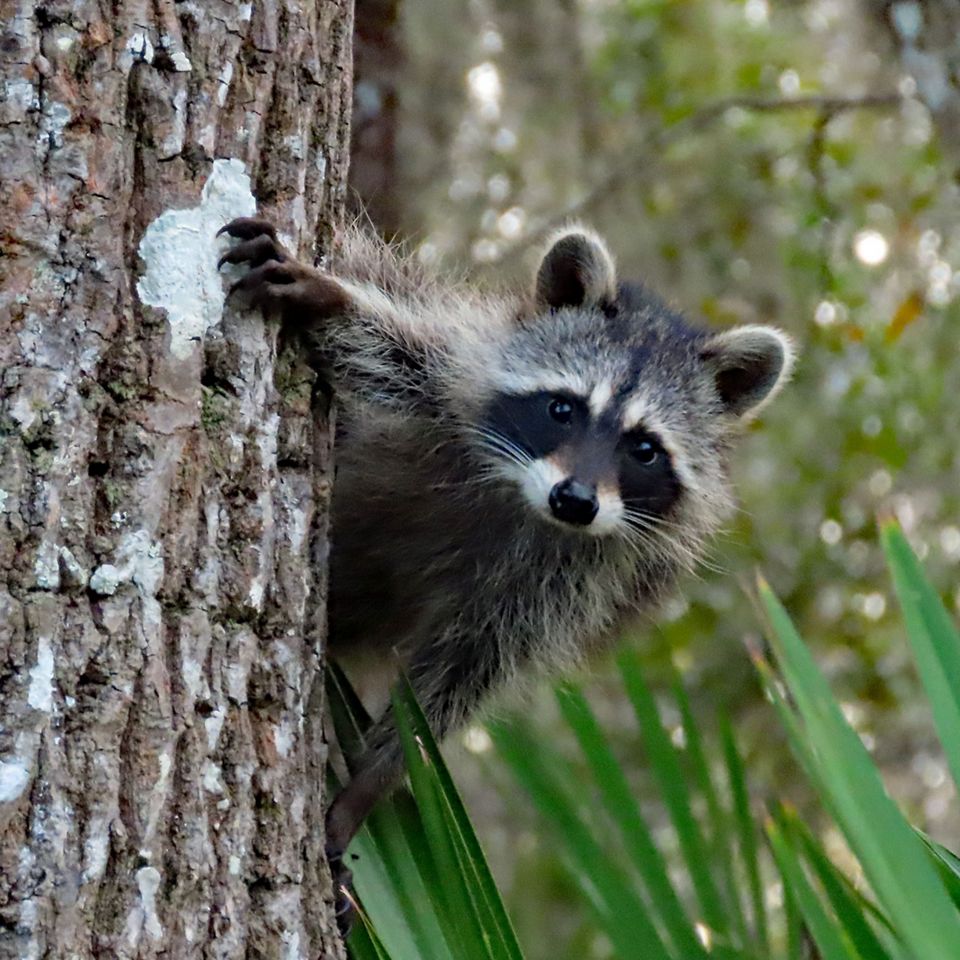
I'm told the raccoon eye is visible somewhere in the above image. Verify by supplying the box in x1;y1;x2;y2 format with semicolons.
629;439;659;465
548;397;574;424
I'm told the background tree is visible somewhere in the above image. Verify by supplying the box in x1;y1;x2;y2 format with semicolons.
350;0;402;236
0;1;352;957
871;0;960;170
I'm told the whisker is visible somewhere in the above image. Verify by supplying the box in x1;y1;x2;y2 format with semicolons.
620;514;709;577
633;526;707;571
462;425;532;470
622;507;727;570
618;527;705;581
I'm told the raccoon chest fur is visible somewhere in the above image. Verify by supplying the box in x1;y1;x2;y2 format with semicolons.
326;428;653;715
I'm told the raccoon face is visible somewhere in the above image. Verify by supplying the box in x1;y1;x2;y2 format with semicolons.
480;389;680;535
475;226;795;539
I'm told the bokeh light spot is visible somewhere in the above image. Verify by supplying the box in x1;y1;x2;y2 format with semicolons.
853;229;889;266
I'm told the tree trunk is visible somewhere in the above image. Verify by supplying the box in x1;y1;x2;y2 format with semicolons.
871;0;960;170
350;0;402;236
0;2;352;958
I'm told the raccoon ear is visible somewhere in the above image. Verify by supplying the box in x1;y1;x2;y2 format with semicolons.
700;325;796;417
535;227;617;310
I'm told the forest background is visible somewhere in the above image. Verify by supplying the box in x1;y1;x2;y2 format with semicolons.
349;1;960;955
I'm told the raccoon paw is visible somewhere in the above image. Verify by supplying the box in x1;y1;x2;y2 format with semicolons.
326;845;356;939
218;218;350;321
217;217;288;269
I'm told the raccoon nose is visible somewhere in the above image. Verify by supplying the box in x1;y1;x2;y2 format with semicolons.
549;479;599;526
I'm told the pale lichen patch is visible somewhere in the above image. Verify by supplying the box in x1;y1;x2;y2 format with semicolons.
159;34;193;73
9;393;37;431
19;899;40;960
5;78;38;115
57;545;89;588
282;929;302;960
27;636;55;713
33;541;60;591
82;829;110;883
204;705;226;751
226;662;249;703
202;761;224;794
141;749;173;850
126;530;164;595
37;101;71;155
283;133;305;160
273;721;295;758
216;62;234;106
136;158;257;360
89;564;122;596
0;760;30;803
181;654;202;700
892;0;923;39
159;88;188;158
88;530;165;598
124;32;155;68
127;866;164;944
247;573;265;610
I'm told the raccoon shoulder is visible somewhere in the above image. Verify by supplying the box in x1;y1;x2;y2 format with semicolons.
326;226;520;416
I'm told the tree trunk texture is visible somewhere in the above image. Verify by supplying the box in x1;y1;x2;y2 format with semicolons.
0;2;352;958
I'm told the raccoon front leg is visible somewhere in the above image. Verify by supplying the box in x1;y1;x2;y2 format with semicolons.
220;217;437;411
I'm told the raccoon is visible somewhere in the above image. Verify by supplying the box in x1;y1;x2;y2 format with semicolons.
218;216;794;917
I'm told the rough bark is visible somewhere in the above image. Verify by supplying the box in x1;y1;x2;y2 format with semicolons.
0;1;352;958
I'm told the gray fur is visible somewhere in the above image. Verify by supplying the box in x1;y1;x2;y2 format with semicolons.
218;218;796;859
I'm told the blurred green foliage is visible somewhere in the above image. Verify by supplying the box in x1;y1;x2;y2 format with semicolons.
347;525;960;960
365;0;960;955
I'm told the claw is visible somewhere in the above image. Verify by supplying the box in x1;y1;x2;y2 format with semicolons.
326;845;356;937
218;233;287;270
336;897;355;938
217;217;278;241
227;261;295;301
335;888;354;919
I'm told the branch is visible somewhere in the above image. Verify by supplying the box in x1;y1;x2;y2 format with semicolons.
496;91;905;260
694;92;903;118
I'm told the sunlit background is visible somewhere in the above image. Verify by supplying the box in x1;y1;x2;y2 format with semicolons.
350;1;960;955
